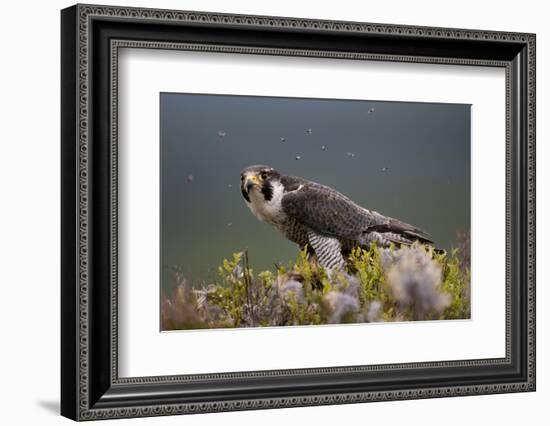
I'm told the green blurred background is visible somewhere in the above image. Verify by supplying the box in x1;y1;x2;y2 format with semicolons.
160;93;470;293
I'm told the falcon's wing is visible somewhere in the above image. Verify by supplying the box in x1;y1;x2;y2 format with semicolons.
281;182;433;244
365;219;433;245
281;182;385;240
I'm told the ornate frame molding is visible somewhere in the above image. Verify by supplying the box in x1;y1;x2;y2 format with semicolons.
61;4;535;421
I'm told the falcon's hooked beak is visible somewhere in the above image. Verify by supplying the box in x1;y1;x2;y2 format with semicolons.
240;173;261;203
244;174;261;192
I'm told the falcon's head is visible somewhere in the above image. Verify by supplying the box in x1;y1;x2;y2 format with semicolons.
240;165;282;203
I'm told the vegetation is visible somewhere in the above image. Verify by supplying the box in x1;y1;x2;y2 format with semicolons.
161;235;470;331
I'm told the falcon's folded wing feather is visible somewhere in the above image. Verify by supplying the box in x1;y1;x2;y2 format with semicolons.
281;182;432;244
281;182;385;240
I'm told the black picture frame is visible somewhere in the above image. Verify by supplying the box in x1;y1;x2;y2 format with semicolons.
61;4;536;421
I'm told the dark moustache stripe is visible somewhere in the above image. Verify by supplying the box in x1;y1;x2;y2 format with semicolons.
241;187;250;202
261;180;273;201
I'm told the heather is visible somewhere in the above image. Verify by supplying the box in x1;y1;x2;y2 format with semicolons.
161;235;470;330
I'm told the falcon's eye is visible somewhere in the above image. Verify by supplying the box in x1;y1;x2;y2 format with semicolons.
260;172;268;180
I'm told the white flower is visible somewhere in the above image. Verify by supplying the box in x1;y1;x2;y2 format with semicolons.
380;248;398;271
332;272;360;298
387;243;451;318
278;279;305;303
232;264;243;279
367;301;382;322
323;291;359;324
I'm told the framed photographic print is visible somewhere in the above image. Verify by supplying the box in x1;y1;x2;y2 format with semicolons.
61;4;536;421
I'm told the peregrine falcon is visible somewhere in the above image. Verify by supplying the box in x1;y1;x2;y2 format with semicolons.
240;165;433;270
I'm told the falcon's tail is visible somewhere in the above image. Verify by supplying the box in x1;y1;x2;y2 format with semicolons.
368;218;433;246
